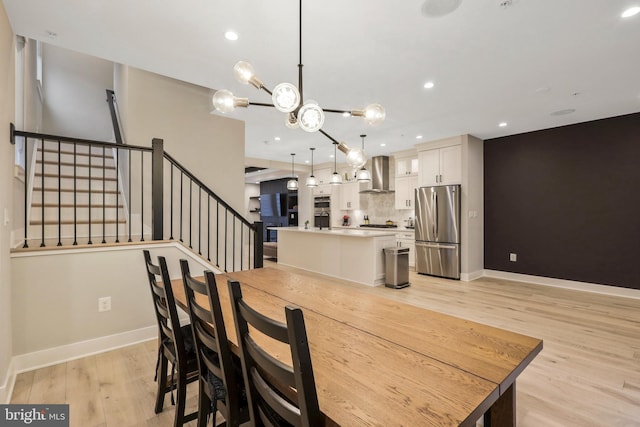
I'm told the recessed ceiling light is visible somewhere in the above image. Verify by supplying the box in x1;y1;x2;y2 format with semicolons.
551;108;576;116
305;160;310;164
274;136;281;141
342;112;350;117
416;135;423;139
499;122;507;127
380;143;386;147
423;81;435;89
329;154;335;158
621;6;640;18
224;31;239;41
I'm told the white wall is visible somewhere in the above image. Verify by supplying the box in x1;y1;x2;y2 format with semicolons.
461;135;484;279
0;1;15;402
11;243;220;358
41;43;114;141
118;66;245;215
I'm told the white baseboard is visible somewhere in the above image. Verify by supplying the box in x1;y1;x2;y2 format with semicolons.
482;270;640;300
12;325;157;375
461;269;484;282
0;359;16;404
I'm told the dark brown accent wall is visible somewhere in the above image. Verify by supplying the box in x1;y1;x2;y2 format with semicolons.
484;112;640;290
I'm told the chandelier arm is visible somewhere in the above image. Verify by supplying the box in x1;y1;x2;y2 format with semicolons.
248;102;276;108
318;129;341;144
323;108;352;114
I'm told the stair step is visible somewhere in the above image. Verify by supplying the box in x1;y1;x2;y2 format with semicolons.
34;173;118;182
36;160;117;170
31;203;124;208
30;219;127;226
33;187;120;194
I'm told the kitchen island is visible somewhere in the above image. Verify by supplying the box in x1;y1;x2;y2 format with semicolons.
275;227;396;286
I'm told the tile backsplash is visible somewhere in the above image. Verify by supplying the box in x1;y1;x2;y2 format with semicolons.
335;192;414;228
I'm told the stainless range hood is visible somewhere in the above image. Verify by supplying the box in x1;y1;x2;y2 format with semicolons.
360;156;394;193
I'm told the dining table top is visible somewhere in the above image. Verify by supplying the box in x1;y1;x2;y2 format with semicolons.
170;267;542;427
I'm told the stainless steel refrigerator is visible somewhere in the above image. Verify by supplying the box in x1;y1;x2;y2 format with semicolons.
415;185;461;279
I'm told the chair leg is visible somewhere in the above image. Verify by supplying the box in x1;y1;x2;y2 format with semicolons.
155;353;168;414
173;367;188;427
197;379;211;427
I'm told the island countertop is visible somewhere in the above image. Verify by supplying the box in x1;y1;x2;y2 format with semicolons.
273;227;397;238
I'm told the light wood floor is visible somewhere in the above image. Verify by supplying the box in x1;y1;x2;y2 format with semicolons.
11;260;640;426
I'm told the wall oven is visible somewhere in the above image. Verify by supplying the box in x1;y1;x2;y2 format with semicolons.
313;196;331;228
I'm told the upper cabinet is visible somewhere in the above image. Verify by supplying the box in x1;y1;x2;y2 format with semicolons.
314;167;333;186
418;144;462;187
339;181;361;210
396;156;419;176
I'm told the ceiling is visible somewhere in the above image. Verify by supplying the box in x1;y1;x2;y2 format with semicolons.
4;0;640;170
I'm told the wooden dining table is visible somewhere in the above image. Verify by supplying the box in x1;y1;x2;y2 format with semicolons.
171;267;542;427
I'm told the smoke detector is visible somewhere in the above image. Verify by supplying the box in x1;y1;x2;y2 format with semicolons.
421;0;463;17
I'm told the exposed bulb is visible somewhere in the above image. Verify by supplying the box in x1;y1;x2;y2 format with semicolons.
212;89;248;113
298;101;325;132
345;147;366;170
233;61;255;84
272;83;301;113
363;103;386;125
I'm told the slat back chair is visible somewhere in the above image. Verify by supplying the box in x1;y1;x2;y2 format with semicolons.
227;279;322;427
143;250;198;427
179;259;248;427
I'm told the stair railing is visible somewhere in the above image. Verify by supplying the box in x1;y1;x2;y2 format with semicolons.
9;124;263;271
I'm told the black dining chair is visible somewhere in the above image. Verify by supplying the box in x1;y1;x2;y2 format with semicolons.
179;259;249;427
143;250;199;427
227;279;323;427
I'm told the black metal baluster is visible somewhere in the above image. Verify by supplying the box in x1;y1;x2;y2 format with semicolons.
102;145;106;244
188;179;192;248
179;172;183;242
232;218;236;271
40;139;45;247
207;196;211;261
73;143;77;245
140;151;144;241
240;223;243;270
224;210;228;272
216;202;219;267
88;142;92;245
198;187;202;255
170;163;174;240
22;136;28;248
128;147;132;242
115;147;119;243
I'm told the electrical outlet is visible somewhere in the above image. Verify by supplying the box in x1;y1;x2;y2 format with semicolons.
509;253;517;262
98;296;111;312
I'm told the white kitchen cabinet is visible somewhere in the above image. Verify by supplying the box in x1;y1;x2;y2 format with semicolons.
339;181;360;210
395;175;418;209
312;184;332;196
418;145;462;187
314;167;333;185
396;230;415;268
396;156;419;176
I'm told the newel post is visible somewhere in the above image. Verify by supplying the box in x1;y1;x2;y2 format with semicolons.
151;138;164;240
254;221;264;269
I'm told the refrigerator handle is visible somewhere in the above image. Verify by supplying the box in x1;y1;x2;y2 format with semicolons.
434;192;438;238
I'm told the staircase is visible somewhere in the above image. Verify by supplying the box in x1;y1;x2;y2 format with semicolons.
28;141;127;246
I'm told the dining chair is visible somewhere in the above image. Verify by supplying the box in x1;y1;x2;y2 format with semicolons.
179;259;249;427
143;250;198;427
227;279;323;427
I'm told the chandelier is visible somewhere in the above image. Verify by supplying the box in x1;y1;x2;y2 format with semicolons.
211;0;385;170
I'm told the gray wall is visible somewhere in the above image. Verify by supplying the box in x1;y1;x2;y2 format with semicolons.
484;112;640;289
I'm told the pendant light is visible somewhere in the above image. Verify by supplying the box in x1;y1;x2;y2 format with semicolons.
356;135;372;182
305;148;318;187
330;142;343;185
287;153;298;191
